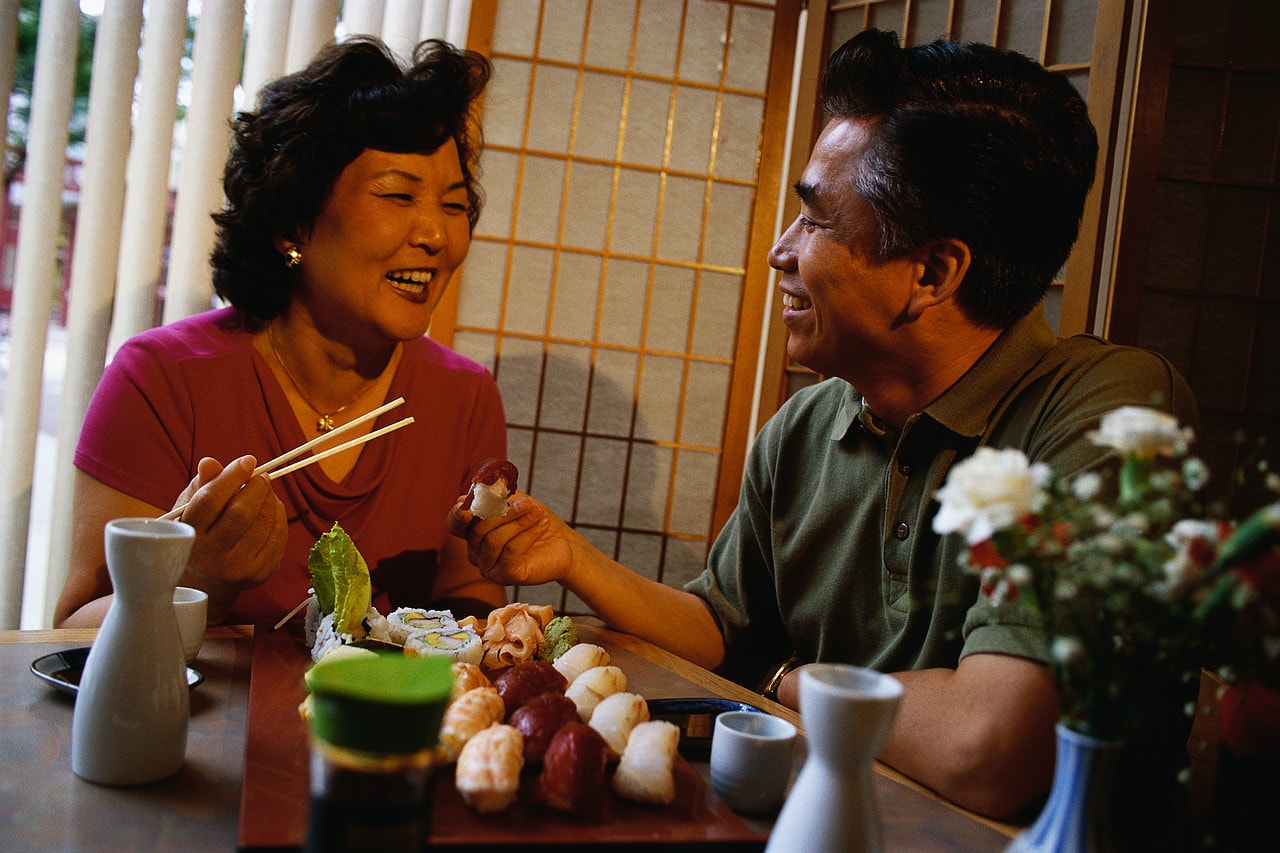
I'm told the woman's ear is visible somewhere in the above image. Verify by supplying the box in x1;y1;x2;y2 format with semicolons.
906;238;970;319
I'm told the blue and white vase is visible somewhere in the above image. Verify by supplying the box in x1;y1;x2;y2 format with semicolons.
1006;723;1120;853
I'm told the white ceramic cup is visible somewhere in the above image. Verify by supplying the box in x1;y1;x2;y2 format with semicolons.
173;586;208;664
710;710;798;814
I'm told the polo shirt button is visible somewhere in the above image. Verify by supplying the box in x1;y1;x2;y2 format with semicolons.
895;522;909;540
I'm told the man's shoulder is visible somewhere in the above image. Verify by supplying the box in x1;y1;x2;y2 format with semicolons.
994;333;1198;473
1032;333;1195;419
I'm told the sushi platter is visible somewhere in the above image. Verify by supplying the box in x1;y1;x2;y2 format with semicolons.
238;622;768;849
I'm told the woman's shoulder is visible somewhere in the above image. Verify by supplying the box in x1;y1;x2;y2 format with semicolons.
403;337;495;381
117;307;252;363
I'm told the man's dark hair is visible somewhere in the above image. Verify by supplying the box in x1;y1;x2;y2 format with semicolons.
820;29;1098;328
211;37;490;320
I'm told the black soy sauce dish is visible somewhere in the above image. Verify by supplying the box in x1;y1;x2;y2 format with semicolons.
645;697;766;759
30;647;203;697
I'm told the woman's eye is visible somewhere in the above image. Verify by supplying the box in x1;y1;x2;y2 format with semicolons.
444;201;470;215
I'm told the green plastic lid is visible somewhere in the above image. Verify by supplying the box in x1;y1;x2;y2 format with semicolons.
308;653;454;752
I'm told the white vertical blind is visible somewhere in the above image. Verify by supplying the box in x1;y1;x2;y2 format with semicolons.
42;0;145;626
107;0;187;358
0;0;80;629
383;0;423;60
242;0;293;108
342;0;385;40
443;0;469;47
419;0;449;41
284;0;340;72
162;0;246;324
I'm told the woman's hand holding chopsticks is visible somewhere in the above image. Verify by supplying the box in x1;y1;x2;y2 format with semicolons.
156;397;411;623
167;454;289;623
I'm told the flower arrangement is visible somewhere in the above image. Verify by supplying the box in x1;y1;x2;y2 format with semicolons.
932;406;1280;745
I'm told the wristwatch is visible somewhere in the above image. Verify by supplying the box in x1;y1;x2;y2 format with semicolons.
760;654;802;702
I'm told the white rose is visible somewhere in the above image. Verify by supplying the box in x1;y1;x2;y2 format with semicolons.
933;447;1051;544
1087;406;1193;459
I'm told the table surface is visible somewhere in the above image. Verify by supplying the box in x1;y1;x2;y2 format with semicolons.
0;623;1017;851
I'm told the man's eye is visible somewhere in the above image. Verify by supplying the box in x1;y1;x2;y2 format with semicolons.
799;216;818;231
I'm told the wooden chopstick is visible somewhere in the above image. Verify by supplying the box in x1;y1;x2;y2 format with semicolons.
157;397;409;521
264;417;413;479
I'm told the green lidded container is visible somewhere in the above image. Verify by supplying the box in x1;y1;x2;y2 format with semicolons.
305;654;454;853
308;653;453;753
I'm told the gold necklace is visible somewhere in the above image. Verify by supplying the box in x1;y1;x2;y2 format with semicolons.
267;324;370;433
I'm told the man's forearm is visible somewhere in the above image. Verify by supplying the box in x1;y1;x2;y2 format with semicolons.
877;658;1058;819
561;536;726;670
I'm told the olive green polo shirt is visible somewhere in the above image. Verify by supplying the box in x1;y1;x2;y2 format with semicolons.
686;310;1198;688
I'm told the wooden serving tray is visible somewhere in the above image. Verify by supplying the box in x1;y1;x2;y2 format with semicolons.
238;626;766;849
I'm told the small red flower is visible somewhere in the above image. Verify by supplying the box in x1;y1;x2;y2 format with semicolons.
1219;681;1280;761
1235;551;1280;602
969;539;1007;570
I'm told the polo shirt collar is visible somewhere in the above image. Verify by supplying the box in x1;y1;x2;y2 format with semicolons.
925;308;1059;438
831;307;1059;442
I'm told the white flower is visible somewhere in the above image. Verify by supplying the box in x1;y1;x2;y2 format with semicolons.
1088;406;1194;459
1007;564;1033;588
1072;471;1102;501
1165;518;1221;550
1182;457;1210;492
1052;636;1085;666
932;447;1051;544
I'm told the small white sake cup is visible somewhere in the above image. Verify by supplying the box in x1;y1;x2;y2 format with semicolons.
710;711;797;814
173;586;208;664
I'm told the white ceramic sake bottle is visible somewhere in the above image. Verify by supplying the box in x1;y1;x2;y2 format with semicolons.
72;518;196;785
765;663;904;853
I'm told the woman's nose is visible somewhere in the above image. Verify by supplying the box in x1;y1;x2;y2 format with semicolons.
413;209;447;253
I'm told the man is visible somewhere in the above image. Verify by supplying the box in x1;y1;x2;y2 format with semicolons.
449;30;1196;819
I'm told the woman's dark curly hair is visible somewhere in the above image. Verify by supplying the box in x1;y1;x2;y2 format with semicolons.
819;30;1098;329
211;37;490;320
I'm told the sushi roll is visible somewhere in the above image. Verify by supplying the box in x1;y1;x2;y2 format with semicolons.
311;612;351;662
404;625;484;666
386;607;458;644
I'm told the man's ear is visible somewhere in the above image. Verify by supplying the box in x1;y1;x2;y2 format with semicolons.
906;238;970;319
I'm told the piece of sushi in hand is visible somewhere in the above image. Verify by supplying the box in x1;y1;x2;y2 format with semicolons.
464;458;519;519
404;625;484;666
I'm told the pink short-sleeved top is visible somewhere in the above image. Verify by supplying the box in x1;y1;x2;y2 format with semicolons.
75;307;508;625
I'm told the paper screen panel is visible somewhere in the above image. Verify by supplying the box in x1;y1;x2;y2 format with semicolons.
456;0;778;610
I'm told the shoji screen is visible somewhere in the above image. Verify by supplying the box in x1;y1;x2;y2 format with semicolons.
452;0;785;611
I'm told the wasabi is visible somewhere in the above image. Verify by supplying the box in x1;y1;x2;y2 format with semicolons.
538;615;579;662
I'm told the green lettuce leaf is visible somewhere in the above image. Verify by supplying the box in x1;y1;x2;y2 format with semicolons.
307;522;371;636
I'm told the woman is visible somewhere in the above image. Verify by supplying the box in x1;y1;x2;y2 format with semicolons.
55;38;508;628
